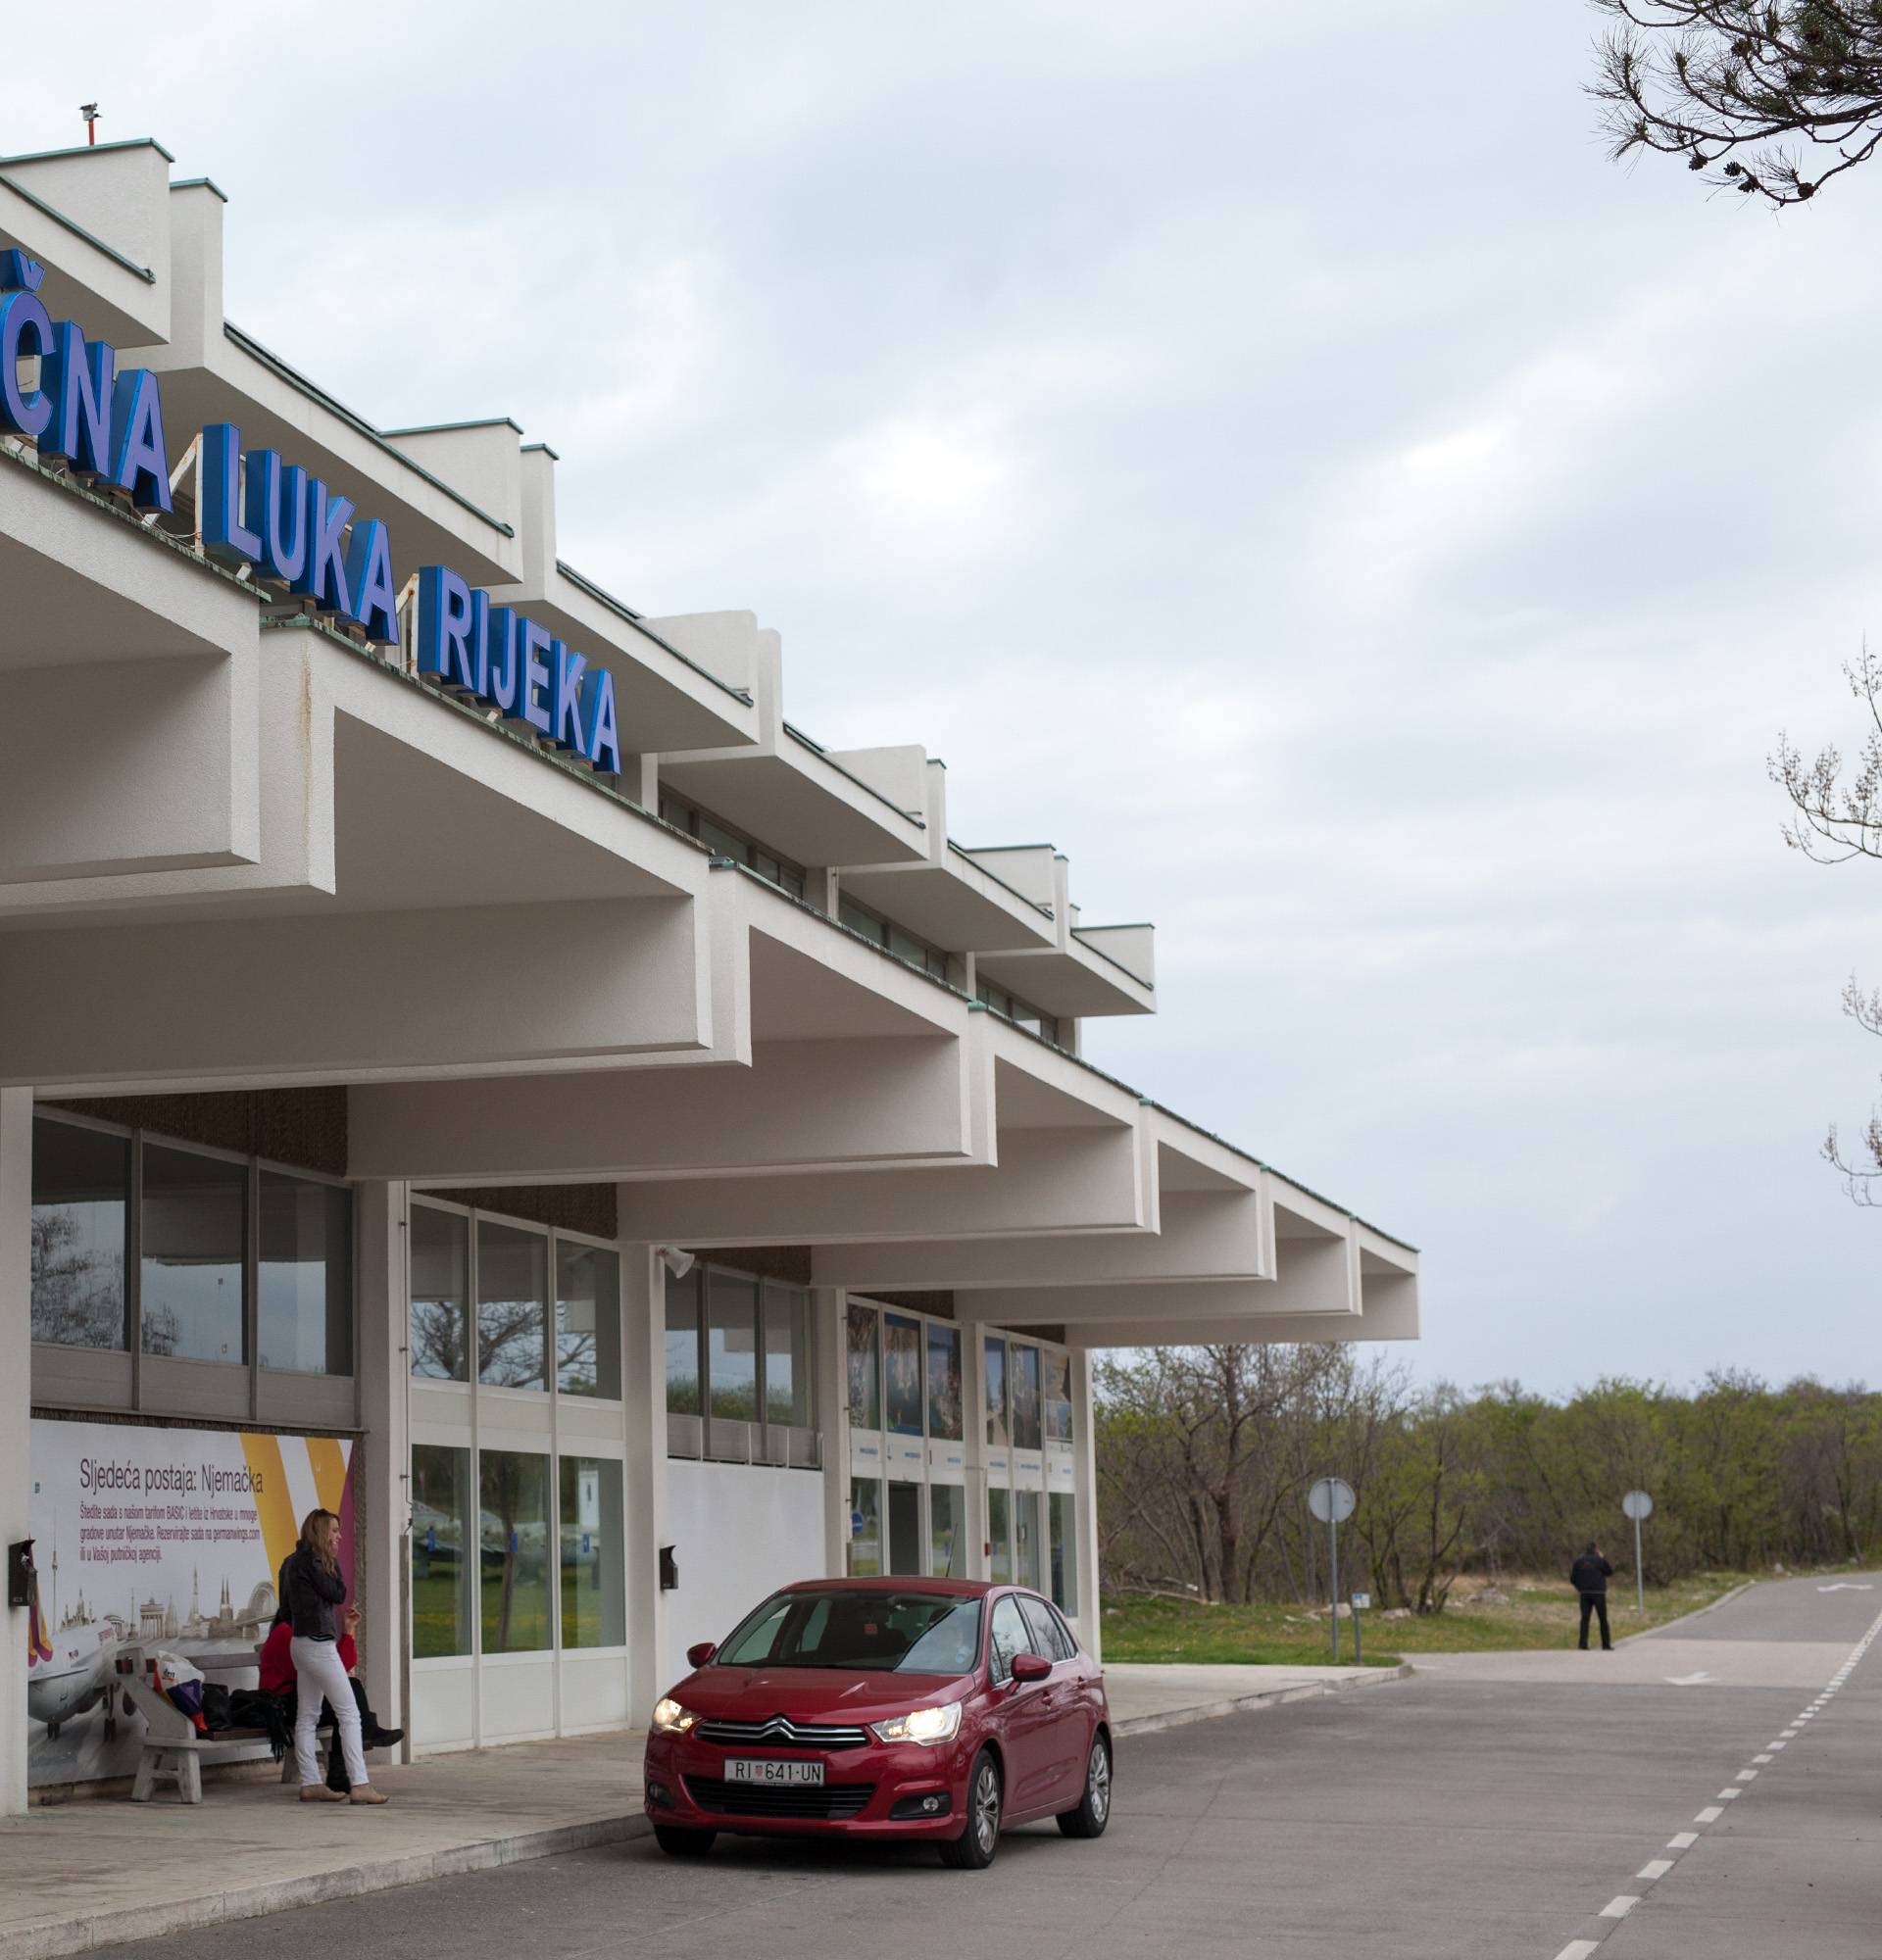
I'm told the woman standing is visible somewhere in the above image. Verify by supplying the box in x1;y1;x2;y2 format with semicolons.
280;1508;388;1805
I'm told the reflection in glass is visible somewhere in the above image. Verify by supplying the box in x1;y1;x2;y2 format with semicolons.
929;1482;966;1576
849;1479;882;1578
925;1322;964;1442
411;1445;472;1657
1015;1489;1043;1592
983;1337;1009;1449
987;1486;1013;1585
846;1303;880;1429
665;1267;701;1413
479;1449;551;1652
260;1173;353;1375
1011;1344;1043;1451
764;1283;813;1427
1043;1348;1074;1445
141;1143;245;1364
557;1243;620;1397
707;1270;759;1419
1050;1492;1079;1616
410;1204;470;1381
477;1219;547;1391
883;1313;923;1437
559;1455;625;1647
30;1117;129;1350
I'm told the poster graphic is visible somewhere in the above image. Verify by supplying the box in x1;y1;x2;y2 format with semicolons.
845;1302;880;1429
883;1313;923;1437
984;1337;1009;1448
1042;1349;1074;1446
1011;1343;1043;1451
925;1322;963;1443
25;1418;355;1787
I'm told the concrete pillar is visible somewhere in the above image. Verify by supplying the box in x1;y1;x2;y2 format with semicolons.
813;1288;849;1573
0;1090;29;1816
355;1180;409;1754
1072;1351;1102;1664
620;1239;668;1718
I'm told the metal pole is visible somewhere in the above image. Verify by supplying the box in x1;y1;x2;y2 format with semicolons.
1328;1516;1340;1663
1353;1596;1362;1665
1633;1513;1645;1618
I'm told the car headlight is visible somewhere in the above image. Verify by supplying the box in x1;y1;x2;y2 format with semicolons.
869;1702;963;1746
651;1697;700;1736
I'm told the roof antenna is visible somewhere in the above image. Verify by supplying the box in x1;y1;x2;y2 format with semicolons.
79;103;100;147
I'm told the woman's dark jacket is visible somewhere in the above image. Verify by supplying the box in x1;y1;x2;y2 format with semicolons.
276;1545;347;1641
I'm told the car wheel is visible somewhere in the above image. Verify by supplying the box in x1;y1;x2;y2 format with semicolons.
653;1824;718;1857
940;1748;1002;1870
1056;1731;1112;1839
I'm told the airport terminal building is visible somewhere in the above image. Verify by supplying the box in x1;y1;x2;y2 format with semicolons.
0;138;1417;1811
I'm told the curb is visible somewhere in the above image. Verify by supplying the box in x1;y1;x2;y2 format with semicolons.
0;1812;653;1960
1620;1579;1758;1646
1112;1662;1412;1739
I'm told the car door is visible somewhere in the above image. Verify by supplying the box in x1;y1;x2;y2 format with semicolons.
1018;1593;1088;1806
986;1591;1057;1811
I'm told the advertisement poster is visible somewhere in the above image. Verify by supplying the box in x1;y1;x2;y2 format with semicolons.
883;1313;923;1437
25;1418;355;1787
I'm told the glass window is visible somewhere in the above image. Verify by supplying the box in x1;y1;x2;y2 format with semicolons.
707;1269;759;1419
883;1312;923;1437
1015;1489;1043;1592
763;1283;813;1427
30;1116;129;1350
887;1481;922;1576
846;1302;880;1429
849;1479;882;1578
557;1242;620;1398
559;1455;625;1648
259;1172;352;1375
411;1445;472;1658
1049;1494;1079;1619
1042;1348;1073;1446
479;1449;551;1653
987;1487;1013;1585
839;896;886;945
929;1482;966;1577
410;1203;470;1382
925;1322;964;1442
989;1593;1030;1683
140;1142;245;1364
1019;1592;1068;1662
477;1219;547;1391
718;1588;982;1673
697;816;748;864
984;1337;1009;1448
665;1266;702;1413
1011;1344;1043;1451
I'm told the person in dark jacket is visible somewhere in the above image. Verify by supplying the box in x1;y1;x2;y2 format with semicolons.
259;1607;402;1791
1570;1542;1615;1650
277;1508;388;1804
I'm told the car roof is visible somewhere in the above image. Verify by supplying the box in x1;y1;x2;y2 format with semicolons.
774;1576;997;1598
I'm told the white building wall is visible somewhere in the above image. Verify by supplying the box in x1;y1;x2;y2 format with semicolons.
660;1460;825;1689
1;1091;30;1817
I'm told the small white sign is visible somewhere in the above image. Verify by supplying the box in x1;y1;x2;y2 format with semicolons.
1351;1592;1370;1610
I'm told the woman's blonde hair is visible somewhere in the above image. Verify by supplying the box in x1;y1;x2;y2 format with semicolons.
300;1507;340;1576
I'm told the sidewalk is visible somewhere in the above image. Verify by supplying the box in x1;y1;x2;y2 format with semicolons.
0;1661;1407;1959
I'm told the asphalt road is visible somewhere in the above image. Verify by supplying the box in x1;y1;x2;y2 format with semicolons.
95;1574;1881;1960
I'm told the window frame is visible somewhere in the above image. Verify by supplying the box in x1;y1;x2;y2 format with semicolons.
657;789;809;902
665;1258;818;1467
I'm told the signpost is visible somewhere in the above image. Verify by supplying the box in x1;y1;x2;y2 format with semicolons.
1621;1489;1653;1617
1308;1477;1357;1661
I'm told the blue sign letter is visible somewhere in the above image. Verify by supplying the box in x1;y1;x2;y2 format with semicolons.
294;479;353;614
345;517;400;646
244;451;308;583
39;320;115;475
518;616;554;735
551;640;587;753
416;564;475;688
0;290;54;440
200;424;263;566
108;368;172;512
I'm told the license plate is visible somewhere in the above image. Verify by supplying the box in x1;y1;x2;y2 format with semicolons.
724;1757;825;1786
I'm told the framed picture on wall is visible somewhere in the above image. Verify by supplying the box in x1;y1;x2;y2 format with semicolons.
883;1312;923;1437
846;1302;880;1429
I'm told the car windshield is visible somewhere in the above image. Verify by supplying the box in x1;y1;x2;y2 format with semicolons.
716;1590;983;1674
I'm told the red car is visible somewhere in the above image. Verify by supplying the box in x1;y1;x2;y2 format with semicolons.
643;1577;1112;1870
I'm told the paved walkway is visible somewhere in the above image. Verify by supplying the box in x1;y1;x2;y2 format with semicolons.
0;1660;1401;1958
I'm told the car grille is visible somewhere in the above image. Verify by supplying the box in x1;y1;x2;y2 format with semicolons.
685;1776;874;1820
694;1715;871;1749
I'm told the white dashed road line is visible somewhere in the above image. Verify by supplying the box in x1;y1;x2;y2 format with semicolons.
1545;1602;1882;1954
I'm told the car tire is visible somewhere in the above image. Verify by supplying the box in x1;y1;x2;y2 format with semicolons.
939;1748;1002;1870
1056;1731;1112;1839
653;1824;718;1857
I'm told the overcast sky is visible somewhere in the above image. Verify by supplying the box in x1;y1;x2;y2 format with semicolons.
14;1;1881;1395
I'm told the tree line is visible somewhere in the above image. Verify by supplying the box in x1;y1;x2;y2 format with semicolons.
1094;1347;1882;1611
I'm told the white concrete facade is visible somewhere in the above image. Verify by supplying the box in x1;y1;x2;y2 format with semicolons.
0;138;1418;1809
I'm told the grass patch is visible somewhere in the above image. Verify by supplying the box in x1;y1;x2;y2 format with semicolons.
1100;1570;1753;1666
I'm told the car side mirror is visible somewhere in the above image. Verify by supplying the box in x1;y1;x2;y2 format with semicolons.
1011;1651;1052;1684
686;1642;718;1669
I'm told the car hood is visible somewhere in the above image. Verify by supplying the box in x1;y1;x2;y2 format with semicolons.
670;1667;973;1725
